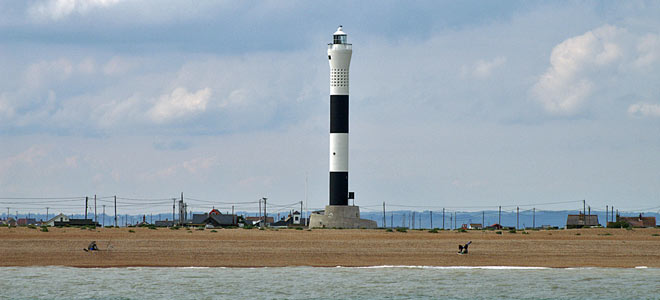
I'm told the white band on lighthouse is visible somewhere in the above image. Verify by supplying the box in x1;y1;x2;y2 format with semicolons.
329;133;348;172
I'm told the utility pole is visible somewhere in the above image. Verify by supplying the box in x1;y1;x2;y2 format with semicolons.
450;214;453;230
114;196;117;227
442;208;445;230
46;207;49;222
172;198;176;224
85;196;88;219
412;211;415;229
102;205;106;227
382;202;386;228
430;211;433;229
94;195;97;225
583;199;586;217
482;211;484;228
498;206;501;225
606;205;608;223
533;208;535;229
264;197;267;227
454;212;457;229
516;206;519;229
390;213;393;229
259;199;262;226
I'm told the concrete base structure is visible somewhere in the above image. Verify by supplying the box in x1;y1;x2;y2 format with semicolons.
308;205;377;229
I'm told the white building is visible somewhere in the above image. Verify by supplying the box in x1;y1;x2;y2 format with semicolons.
45;213;69;226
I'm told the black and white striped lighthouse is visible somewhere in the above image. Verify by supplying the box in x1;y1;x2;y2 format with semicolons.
327;26;352;206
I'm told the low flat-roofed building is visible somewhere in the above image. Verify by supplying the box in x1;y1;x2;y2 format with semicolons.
566;214;599;228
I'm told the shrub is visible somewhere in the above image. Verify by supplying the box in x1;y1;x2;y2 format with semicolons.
508;229;516;234
457;228;467;233
169;226;180;230
210;230;217;233
575;233;581;236
395;227;407;233
522;231;529;235
27;224;37;229
128;229;135;233
40;226;48;232
428;228;438;233
243;224;254;229
598;233;612;236
148;225;157;230
495;231;502;235
196;227;205;231
386;228;393;232
295;227;303;230
652;234;659;237
607;221;630;229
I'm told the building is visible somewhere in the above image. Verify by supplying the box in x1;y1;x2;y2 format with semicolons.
245;216;274;226
187;209;237;228
155;220;175;227
271;211;306;228
54;218;99;227
44;213;69;227
17;218;37;226
469;223;483;230
566;214;599;228
308;26;377;229
615;214;656;228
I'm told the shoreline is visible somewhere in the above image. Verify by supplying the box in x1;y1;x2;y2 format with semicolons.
2;227;659;268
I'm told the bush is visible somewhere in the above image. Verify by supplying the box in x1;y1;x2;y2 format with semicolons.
607;221;630;229
652;234;659;237
169;226;180;230
522;231;529;235
196;227;205;231
598;233;612;236
40;226;48;232
128;229;135;233
27;224;37;229
575;233;581;236
457;228;467;233
148;225;157;230
386;228;393;232
243;224;254;229
428;228;438;233
396;227;407;233
495;231;502;235
210;230;217;233
509;229;517;234
295;227;303;230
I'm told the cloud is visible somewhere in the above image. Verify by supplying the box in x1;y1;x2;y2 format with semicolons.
532;25;660;116
462;57;507;79
628;103;660;118
28;0;123;21
532;25;624;115
147;87;212;123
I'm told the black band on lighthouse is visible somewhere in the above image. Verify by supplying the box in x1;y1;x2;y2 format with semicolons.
329;171;348;205
330;95;348;133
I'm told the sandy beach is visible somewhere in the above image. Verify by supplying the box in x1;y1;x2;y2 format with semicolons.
1;226;659;268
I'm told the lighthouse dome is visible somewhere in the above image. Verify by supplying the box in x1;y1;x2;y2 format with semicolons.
333;26;347;44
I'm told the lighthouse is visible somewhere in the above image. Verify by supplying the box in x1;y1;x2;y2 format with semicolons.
328;25;351;206
309;26;377;229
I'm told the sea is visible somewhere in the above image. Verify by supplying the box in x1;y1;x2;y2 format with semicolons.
2;266;659;299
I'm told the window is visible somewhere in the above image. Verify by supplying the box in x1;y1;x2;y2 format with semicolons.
333;35;347;44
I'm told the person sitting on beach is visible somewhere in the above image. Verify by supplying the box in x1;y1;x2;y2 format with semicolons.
458;241;471;254
88;241;98;251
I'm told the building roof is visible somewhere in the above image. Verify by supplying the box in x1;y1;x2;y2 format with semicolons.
566;215;599;227
618;215;656;227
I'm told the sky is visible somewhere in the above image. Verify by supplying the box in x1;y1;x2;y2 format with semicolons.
1;0;659;215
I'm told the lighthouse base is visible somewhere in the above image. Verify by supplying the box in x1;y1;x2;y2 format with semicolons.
308;205;377;229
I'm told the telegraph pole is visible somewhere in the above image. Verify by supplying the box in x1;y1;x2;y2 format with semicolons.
390;213;393;229
102;205;106;227
114;196;117;227
94;195;97;225
533;207;536;229
583;199;586;217
46;207;49;223
606;205;608;223
516;206;519;229
430;211;433;229
172;198;176;224
498;206;501;225
442;208;445;230
482;211;484;228
85;196;88;219
382;202;386;228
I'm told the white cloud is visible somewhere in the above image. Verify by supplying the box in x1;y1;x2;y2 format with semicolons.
28;0;123;21
463;57;507;79
23;58;74;89
628;102;660;118
147;87;212;123
532;25;624;115
103;56;134;75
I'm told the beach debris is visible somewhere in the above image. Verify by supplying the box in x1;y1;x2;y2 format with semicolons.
458;241;472;255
